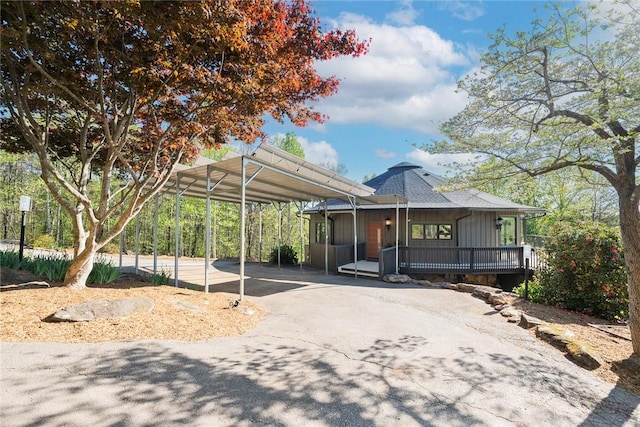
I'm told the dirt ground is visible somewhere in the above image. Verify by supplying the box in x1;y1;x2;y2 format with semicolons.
1;267;638;396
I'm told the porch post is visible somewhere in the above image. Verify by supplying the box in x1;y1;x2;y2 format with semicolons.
349;195;358;278
405;204;409;248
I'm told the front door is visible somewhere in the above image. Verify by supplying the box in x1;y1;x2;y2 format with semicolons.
366;222;383;260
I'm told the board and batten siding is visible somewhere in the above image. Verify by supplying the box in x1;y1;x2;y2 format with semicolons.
311;210;524;249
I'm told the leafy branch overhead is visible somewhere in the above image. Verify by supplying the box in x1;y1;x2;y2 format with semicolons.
432;0;640;355
436;1;638;190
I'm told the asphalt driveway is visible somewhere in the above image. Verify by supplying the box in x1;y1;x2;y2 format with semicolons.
1;264;639;426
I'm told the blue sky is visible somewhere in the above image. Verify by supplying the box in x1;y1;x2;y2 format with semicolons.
259;0;566;182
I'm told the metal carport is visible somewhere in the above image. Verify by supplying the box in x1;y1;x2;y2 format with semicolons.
160;143;381;300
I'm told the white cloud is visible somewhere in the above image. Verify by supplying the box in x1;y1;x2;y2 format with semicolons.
438;1;485;21
386;0;419;26
313;13;471;134
406;149;482;176
375;149;397;159
299;137;340;168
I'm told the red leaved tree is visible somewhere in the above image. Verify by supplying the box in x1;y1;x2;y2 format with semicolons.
0;0;368;288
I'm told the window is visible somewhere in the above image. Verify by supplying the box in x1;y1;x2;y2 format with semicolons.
411;224;452;240
315;222;331;244
499;217;516;246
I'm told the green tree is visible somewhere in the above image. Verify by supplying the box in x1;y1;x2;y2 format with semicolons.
434;1;640;354
0;1;367;289
270;133;305;159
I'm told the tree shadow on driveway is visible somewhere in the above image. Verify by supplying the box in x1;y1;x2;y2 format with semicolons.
2;335;637;426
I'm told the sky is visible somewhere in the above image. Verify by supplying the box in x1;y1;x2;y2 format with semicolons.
258;0;564;182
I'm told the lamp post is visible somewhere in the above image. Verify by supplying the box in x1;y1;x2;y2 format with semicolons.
18;195;31;262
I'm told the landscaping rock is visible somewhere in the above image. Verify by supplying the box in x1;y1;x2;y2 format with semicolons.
493;304;509;311
500;307;521;318
382;274;413;284
535;323;601;370
51;298;154;322
442;283;457;290
455;283;477;293
415;279;433;287
536;324;575;349
173;300;205;313
471;285;502;302
566;341;601;370
519;313;545;329
489;293;508;306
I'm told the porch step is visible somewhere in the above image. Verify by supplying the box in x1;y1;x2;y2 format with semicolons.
337;261;379;278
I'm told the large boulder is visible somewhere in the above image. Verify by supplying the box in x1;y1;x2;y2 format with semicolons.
50;298;154;322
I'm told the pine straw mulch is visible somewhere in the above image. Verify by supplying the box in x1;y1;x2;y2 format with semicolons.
503;294;639;396
0;268;265;343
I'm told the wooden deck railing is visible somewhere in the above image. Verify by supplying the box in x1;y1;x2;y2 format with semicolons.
396;246;542;275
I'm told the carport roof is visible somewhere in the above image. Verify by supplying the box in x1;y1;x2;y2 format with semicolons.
160;144;382;204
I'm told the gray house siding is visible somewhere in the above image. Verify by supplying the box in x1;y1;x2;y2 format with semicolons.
306;162;541;273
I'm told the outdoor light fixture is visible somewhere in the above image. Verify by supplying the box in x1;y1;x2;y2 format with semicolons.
495;216;504;230
18;195;31;262
385;217;392;230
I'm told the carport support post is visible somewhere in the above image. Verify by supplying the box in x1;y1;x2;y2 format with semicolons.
204;165;211;293
395;197;399;274
153;194;158;275
298;201;304;271
257;203;267;267
272;202;286;269
349;195;358;278
239;157;247;301
134;214;140;274
324;200;328;276
174;175;180;287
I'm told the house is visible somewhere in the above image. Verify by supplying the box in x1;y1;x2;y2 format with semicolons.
307;162;545;287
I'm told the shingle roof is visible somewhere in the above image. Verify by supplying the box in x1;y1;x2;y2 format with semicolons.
320;163;544;213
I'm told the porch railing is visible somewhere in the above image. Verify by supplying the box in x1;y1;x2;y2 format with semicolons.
379;247;398;278
334;242;366;269
396;246;542;275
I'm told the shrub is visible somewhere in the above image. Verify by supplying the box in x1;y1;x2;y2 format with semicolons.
98;242;120;254
530;221;628;321
268;244;298;265
31;234;56;249
513;278;546;303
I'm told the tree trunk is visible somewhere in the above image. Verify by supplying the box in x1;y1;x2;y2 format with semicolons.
619;194;640;355
64;246;96;290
